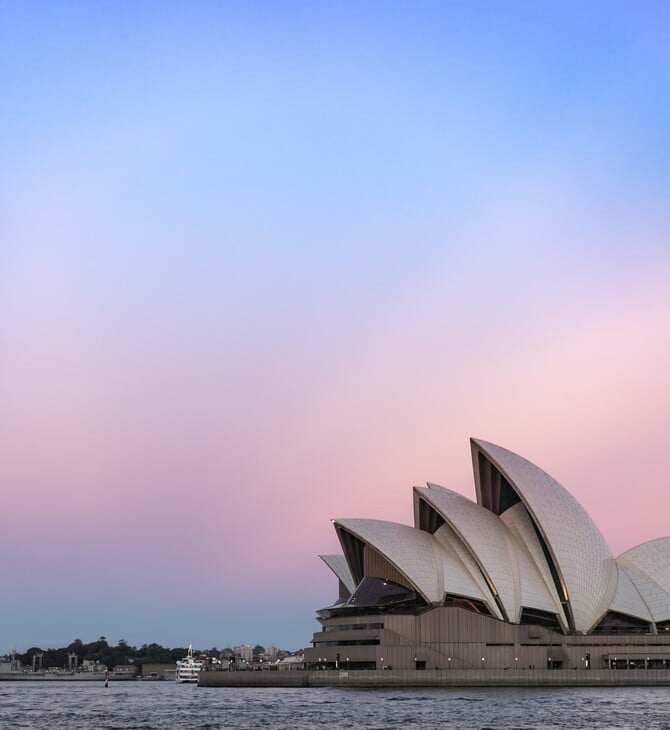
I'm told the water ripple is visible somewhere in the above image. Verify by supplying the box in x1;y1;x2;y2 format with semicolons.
1;682;670;729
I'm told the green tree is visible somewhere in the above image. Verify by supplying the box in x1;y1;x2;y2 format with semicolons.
43;648;69;669
19;647;44;667
115;639;134;662
83;638;108;663
67;639;85;663
138;643;173;664
169;646;190;662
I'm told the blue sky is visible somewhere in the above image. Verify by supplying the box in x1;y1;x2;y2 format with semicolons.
1;1;669;652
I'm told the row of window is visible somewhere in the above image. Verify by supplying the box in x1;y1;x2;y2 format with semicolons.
324;622;384;632
313;640;380;648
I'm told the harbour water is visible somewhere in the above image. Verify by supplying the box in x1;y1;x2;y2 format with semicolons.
1;681;670;729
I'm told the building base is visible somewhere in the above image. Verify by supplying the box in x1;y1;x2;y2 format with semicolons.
198;668;670;688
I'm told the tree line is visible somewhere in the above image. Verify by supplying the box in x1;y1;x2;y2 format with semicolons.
15;637;224;670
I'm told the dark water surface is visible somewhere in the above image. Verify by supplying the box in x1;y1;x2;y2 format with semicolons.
1;682;669;729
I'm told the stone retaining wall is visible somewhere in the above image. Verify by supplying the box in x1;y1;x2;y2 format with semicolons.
198;668;670;688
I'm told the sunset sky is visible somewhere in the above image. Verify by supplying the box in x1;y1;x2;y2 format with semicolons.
2;2;670;652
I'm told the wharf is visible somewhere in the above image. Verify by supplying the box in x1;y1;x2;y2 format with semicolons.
198;668;670;688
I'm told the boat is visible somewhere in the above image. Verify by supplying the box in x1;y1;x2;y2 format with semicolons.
175;646;203;683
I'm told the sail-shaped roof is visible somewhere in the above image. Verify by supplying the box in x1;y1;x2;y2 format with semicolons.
318;438;670;636
618;539;670;623
320;554;356;595
432;522;501;618
500;502;566;623
334;519;446;604
414;484;519;621
608;564;653;623
472;438;617;633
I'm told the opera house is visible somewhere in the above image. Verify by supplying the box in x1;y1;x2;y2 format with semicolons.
304;439;670;674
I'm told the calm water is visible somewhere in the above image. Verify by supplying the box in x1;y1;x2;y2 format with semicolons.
1;682;669;729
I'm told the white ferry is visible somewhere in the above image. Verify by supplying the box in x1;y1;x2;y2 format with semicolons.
175;646;203;683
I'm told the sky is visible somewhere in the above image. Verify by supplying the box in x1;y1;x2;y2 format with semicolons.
1;1;669;653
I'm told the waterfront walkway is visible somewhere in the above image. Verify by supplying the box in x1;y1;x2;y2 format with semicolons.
199;668;670;688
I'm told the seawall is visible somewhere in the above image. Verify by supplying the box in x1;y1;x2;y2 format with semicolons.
198;668;670;688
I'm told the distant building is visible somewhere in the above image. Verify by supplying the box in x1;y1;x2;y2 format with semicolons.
0;652;21;673
277;655;304;671
113;665;138;677
233;645;253;663
142;663;176;680
81;660;104;672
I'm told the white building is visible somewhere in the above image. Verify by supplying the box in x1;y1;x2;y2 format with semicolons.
305;438;670;672
233;645;253;663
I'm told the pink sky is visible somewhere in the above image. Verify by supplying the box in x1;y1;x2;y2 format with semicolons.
2;2;669;652
2;212;669;651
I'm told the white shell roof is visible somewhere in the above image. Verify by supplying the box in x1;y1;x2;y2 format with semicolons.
432;522;501;618
617;564;670;624
619;538;670;595
618;539;670;623
472;438;617;633
415;484;520;622
609;564;653;623
321;438;670;635
334;519;446;604
320;555;356;595
500;502;566;626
